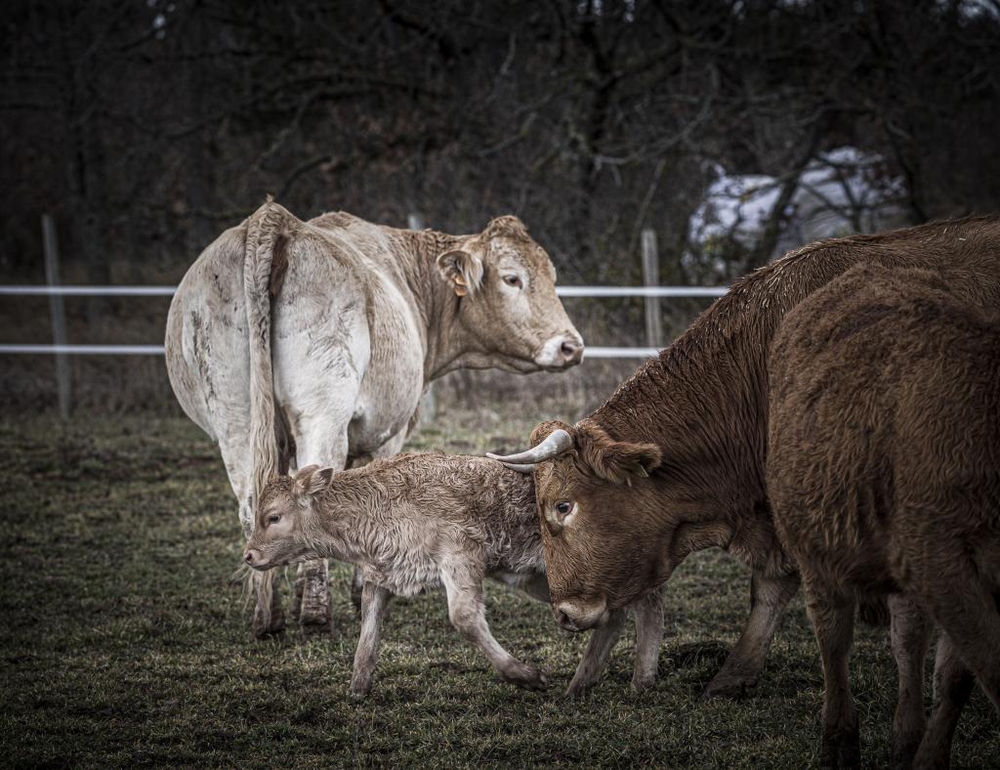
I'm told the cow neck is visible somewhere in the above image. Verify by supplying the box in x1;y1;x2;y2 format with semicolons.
397;228;481;381
588;244;863;538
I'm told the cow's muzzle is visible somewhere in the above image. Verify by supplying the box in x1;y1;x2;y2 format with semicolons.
535;332;585;369
553;599;609;632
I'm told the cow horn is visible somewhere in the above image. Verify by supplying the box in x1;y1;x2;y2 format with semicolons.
486;428;574;465
495;461;536;474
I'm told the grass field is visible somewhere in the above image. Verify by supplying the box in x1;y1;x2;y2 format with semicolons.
1;411;997;768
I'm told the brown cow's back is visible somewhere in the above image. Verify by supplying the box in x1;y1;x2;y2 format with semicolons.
768;264;1000;591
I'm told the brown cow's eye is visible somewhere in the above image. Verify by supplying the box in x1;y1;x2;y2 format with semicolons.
554;500;574;518
503;275;523;289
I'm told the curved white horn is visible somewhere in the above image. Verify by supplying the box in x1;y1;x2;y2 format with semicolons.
486;428;574;465
495;461;536;474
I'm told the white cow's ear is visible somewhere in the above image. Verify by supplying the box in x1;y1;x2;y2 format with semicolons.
437;249;484;297
294;465;333;496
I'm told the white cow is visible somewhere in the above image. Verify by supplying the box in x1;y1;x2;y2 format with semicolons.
165;200;584;637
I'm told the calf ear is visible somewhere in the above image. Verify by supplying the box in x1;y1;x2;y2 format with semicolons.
294;465;334;497
577;427;662;485
437;249;484;297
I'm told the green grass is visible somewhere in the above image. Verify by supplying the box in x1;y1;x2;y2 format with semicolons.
1;413;997;768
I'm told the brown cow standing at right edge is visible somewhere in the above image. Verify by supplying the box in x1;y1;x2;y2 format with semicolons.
767;264;1000;769
489;218;1000;755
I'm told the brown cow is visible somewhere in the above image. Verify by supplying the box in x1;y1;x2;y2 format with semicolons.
489;216;1000;702
243;455;664;697
768;264;1000;769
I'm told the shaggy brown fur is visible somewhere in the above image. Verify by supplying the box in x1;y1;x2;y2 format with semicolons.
497;216;1000;700
768;264;1000;769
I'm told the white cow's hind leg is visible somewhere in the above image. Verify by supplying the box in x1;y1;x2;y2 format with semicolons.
218;429;287;638
348;429;409;611
289;411;351;638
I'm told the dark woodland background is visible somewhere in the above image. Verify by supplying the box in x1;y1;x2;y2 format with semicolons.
5;0;1000;283
2;0;1000;411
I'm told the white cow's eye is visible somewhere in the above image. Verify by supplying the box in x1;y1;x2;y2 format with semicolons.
503;275;523;289
267;513;281;525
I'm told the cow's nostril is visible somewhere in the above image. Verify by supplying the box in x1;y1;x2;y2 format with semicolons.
560;341;582;362
244;551;254;564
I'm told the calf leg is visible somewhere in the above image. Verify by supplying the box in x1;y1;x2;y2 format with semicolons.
350;581;391;698
441;561;546;691
703;570;800;699
566;609;628;696
888;593;932;770
913;632;976;770
806;583;860;770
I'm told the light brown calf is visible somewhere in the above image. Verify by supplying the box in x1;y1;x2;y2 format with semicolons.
244;454;663;698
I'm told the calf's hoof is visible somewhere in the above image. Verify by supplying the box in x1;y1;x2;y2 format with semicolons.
503;663;548;692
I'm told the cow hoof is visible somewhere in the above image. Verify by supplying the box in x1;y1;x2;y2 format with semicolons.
349;679;372;699
630;673;657;693
300;618;334;640
565;679;596;698
700;675;755;701
505;664;548;692
252;606;286;640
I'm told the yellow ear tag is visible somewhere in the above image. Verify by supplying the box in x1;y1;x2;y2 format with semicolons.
454;275;468;286
454;285;468;296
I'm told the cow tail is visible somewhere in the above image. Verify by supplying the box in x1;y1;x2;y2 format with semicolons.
242;198;291;630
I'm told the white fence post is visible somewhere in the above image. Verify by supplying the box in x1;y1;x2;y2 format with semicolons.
42;214;71;419
641;228;663;349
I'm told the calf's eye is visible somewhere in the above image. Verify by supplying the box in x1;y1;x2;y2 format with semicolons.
267;513;281;525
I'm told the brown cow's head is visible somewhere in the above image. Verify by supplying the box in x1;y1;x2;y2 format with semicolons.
437;216;584;373
243;466;333;571
490;420;667;631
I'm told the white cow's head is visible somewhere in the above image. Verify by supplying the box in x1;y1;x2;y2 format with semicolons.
436;216;584;373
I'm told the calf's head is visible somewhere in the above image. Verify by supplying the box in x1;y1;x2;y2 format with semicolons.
243;466;334;571
489;420;664;631
438;216;584;372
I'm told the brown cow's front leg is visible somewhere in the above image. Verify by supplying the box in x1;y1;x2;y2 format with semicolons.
913;632;976;769
808;583;860;770
702;570;800;699
888;593;932;770
631;587;665;692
